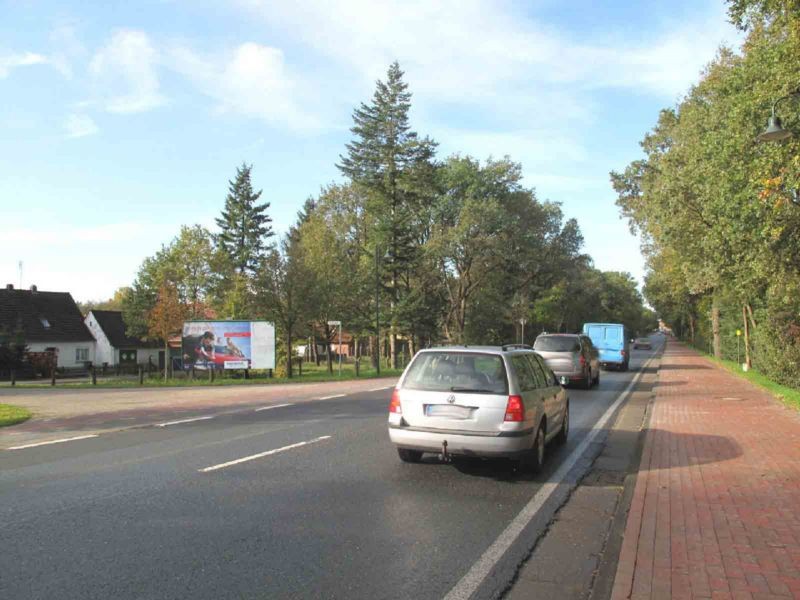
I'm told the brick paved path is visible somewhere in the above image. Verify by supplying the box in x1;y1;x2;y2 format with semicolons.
612;341;800;600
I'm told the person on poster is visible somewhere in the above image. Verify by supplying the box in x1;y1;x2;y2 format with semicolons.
198;331;216;363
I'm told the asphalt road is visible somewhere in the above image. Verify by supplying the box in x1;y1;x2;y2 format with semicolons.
0;346;657;600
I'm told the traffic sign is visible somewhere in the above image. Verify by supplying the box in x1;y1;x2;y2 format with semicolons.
327;320;341;326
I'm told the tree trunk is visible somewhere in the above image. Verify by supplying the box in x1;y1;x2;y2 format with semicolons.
711;299;722;359
390;331;397;370
325;324;333;374
742;304;752;369
164;339;169;382
688;314;695;343
286;326;293;378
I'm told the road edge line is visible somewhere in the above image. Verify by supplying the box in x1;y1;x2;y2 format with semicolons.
443;354;656;600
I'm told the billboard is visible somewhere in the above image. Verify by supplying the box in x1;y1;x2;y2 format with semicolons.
182;321;275;370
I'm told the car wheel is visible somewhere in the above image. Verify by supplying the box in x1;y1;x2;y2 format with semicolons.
397;448;423;463
582;371;592;389
519;422;546;473
555;403;569;446
593;369;600;386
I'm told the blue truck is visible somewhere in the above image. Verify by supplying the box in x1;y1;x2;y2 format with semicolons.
582;323;629;371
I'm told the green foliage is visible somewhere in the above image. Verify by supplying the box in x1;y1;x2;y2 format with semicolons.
615;4;800;386
216;163;274;275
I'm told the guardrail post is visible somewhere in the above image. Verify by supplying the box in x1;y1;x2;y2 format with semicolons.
210;368;215;383
139;366;144;385
190;366;195;381
10;369;16;386
91;366;97;385
268;368;273;379
244;368;249;380
50;366;56;386
355;358;359;377
298;358;303;377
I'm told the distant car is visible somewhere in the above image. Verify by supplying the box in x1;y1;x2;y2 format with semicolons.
582;323;630;371
388;345;569;472
533;334;599;389
633;337;652;350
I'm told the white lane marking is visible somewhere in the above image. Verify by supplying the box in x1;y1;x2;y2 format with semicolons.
198;435;332;473
254;403;294;412
318;394;345;400
368;386;392;392
443;355;655;600
7;434;99;450
155;415;215;427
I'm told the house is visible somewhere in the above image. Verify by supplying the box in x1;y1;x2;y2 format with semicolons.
84;310;162;368
0;284;96;368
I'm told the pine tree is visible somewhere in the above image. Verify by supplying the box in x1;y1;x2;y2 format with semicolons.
337;61;436;368
216;163;274;274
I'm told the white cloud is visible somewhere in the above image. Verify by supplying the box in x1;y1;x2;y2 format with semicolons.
90;30;165;113
48;23;88;79
237;0;738;101
64;113;99;138
0;52;49;78
168;42;321;131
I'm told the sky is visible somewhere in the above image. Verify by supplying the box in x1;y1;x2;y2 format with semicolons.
0;0;742;302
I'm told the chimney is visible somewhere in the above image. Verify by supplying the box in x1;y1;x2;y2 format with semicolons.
30;284;37;293
5;284;13;290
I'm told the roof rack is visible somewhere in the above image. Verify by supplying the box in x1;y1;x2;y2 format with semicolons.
501;343;532;351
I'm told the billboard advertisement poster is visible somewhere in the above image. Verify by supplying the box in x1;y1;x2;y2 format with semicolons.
182;321;275;370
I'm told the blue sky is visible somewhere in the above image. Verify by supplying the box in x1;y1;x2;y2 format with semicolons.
0;0;741;302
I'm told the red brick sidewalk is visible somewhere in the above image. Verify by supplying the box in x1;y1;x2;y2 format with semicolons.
612;341;800;600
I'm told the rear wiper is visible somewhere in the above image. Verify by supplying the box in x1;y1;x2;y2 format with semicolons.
449;387;497;394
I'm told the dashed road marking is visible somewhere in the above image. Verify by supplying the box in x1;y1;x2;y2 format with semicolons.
254;403;294;412
318;394;345;400
198;435;332;473
155;415;215;427
7;434;99;450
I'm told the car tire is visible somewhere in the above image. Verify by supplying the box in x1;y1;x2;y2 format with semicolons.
555;403;569;446
593;369;600;386
397;448;423;463
582;371;592;390
518;422;546;473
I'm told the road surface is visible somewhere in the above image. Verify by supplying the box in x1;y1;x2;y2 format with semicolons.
1;347;658;600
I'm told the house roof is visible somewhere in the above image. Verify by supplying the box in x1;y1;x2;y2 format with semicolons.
89;310;157;348
0;287;95;343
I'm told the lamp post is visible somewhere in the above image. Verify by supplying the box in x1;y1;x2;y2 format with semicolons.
375;246;381;375
757;87;800;143
757;87;800;207
519;318;527;345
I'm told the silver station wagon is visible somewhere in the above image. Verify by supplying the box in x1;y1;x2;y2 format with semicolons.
388;345;569;472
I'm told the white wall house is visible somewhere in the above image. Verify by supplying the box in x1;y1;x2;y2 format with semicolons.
0;285;96;369
84;310;161;367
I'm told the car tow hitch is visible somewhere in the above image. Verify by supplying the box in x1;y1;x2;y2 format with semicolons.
439;440;451;463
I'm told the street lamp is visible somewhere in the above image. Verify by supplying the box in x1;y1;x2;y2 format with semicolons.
757;86;800;206
757;87;800;143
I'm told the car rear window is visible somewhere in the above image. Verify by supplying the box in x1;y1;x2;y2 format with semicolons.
534;336;581;352
402;352;508;394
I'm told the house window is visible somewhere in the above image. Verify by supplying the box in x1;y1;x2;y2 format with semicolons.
40;317;51;328
76;348;89;362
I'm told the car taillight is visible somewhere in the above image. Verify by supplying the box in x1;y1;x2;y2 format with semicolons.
389;389;402;414
621;350;627;357
505;395;524;422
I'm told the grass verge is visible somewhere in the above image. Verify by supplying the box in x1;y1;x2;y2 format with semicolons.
2;363;404;389
0;403;32;427
704;355;800;411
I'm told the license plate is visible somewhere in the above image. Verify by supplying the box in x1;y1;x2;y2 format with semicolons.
425;404;471;419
